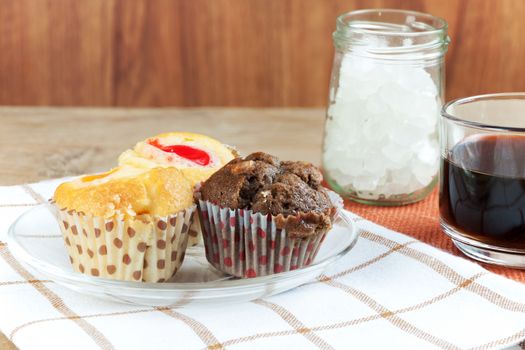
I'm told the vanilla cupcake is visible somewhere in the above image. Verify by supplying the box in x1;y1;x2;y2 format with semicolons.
119;132;237;245
52;166;195;282
118;132;237;186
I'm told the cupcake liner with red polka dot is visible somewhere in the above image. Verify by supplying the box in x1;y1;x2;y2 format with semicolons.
51;202;195;282
197;199;337;278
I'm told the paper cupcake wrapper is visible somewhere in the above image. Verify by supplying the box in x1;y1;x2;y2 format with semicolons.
197;200;330;278
51;203;195;282
187;215;202;247
185;146;239;247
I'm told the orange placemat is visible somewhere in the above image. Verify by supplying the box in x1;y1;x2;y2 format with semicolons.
344;188;525;283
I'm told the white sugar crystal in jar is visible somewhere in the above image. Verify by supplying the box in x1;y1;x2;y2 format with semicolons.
322;10;448;205
324;54;440;200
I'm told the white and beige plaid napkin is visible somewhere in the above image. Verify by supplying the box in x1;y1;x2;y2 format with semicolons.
1;178;525;350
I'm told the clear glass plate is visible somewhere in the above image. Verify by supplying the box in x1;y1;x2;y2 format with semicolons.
7;205;358;307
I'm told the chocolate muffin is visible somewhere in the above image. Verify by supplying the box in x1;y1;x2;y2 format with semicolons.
199;152;335;238
196;152;340;278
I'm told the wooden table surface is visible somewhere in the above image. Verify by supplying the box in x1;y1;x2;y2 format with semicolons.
0;107;325;349
0;107;325;185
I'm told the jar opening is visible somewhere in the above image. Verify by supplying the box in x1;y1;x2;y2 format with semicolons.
337;9;447;37
333;9;449;61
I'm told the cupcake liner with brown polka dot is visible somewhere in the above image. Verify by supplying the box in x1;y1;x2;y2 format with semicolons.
51;203;195;282
197;200;334;278
187;215;202;247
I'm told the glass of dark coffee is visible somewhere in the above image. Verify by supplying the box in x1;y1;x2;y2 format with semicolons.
440;93;525;267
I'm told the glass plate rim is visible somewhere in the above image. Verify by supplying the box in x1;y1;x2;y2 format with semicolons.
7;204;358;293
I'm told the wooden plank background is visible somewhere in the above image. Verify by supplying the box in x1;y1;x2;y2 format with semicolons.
0;0;524;107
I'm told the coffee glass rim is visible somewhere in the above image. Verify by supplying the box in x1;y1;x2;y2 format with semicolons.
441;92;525;132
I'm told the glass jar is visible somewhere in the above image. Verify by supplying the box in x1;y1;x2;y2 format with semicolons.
322;9;449;206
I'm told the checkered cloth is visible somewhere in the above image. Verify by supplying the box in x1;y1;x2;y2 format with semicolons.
1;179;525;350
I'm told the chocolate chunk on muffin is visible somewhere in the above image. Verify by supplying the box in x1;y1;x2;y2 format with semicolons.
251;172;331;216
199;152;281;209
198;152;335;238
280;161;323;189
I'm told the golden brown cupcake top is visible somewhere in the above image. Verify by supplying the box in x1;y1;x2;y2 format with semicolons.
54;166;194;218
